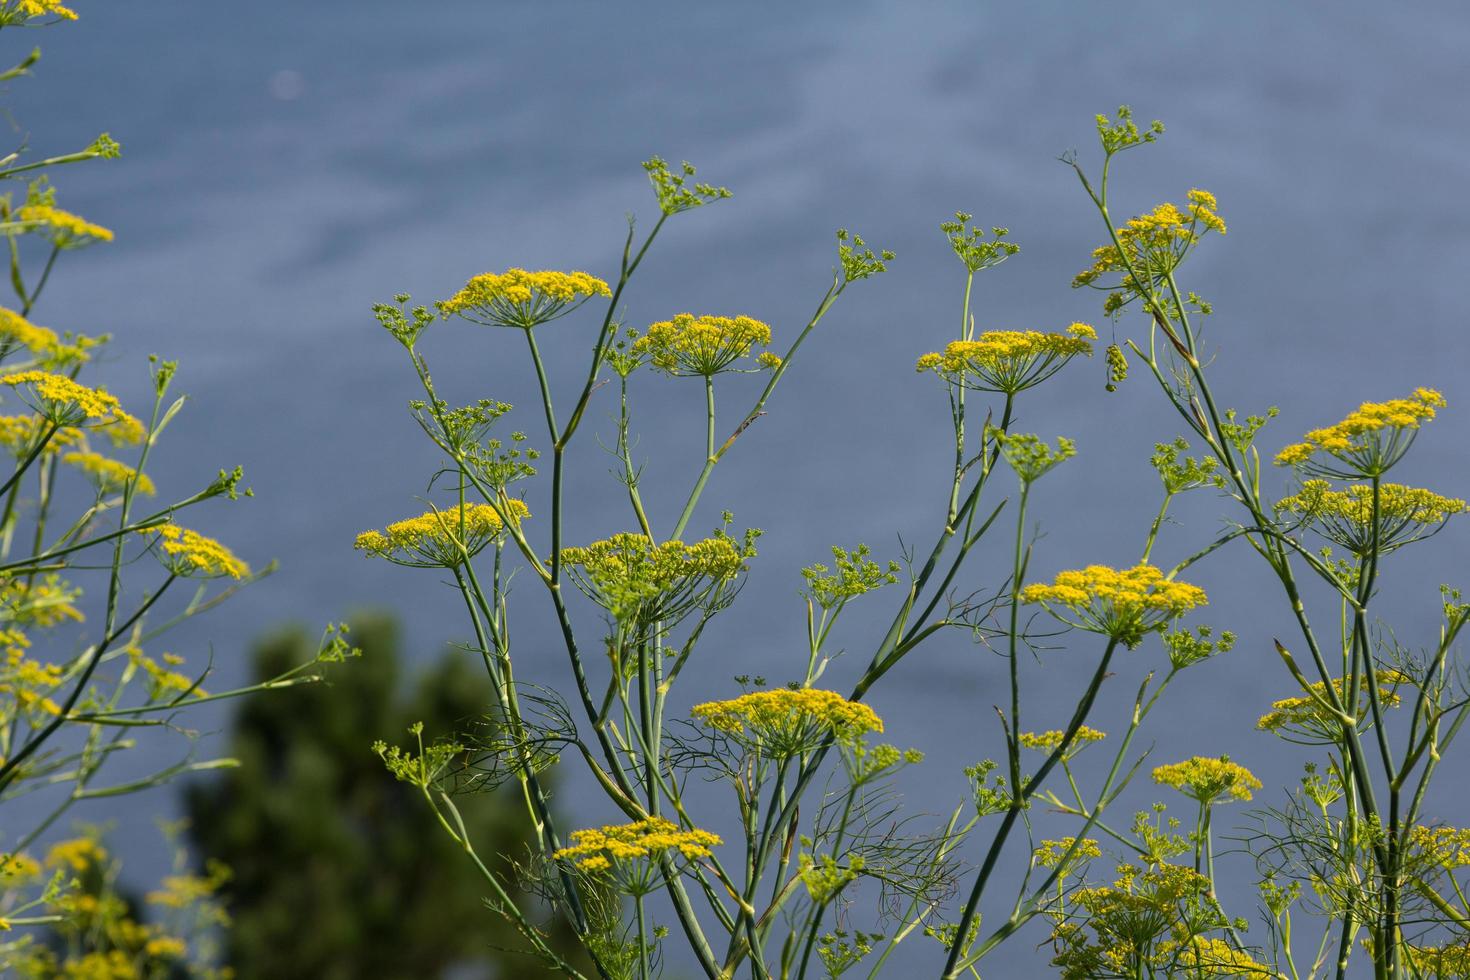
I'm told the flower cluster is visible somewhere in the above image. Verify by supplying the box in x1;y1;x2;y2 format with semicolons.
1033;837;1102;870
1275;480;1465;556
1020;563;1207;647
632;313;777;377
553;817;720;895
691;688;883;758
1073;191;1224;315
1256;672;1408;742
994;430;1077;484
437;268;610;329
0;370;143;441
940;213;1020;273
62;450;155;496
1274;388;1445;477
915;324;1095;394
1051;863;1220;980
14;202;113;247
800;543;900;610
0;413;83;457
1018;726;1106;760
1404;944;1470;980
354;500;529;568
4;0;79;24
835;228;893;282
559;532;748;627
139;524;249;579
1409;825;1470;870
1152;756;1261;804
643;157;731;215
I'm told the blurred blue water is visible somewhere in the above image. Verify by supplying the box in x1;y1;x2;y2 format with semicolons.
10;1;1470;974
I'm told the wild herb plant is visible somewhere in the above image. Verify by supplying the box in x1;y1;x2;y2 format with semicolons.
363;109;1467;979
0;5;347;972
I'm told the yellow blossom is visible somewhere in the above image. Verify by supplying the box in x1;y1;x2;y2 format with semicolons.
1257;673;1406;740
1274;388;1445;476
1409;825;1470;869
13;0;79;20
15;203;112;244
0;414;84;457
1033;837;1102;869
1275;479;1463;556
554;817;719;895
915;324;1095;394
438;268;610;328
139;524;248;579
355;500;529;568
560;532;747;626
1152;755;1261;804
1018;726;1106;758
633;313;775;377
0;370;142;440
1072;192;1225;313
1020;563;1206;646
62;451;155;496
691;688;882;757
45;837;108;871
0;306;60;355
1405;943;1470;978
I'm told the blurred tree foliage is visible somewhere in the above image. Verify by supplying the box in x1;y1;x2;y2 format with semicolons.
184;614;582;979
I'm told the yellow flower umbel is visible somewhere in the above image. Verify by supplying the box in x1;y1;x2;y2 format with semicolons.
1275;479;1464;557
0;371;144;443
1152;756;1261;804
0;413;84;458
4;0;79;23
1168;937;1278;978
1256;672;1407;743
62;451;155;496
1020;563;1207;647
1409;825;1470;870
553;817;720;896
1404;943;1470;980
139;524;248;579
915;324;1095;394
354;500;529;568
1274;388;1445;477
691;688;883;759
1018;726;1106;761
1073;190;1225;315
632;313;777;377
438;268;610;329
14;203;113;247
559;532;747;628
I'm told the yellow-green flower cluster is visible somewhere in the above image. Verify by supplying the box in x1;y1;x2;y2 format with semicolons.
1052;863;1217;980
560;532;746;626
1073;191;1225;314
139;524;248;579
0;370;143;441
15;203;113;246
691;688;883;758
62;451;155;496
438;268;610;329
1018;726;1106;759
1020;563;1206;647
553;817;720;895
0;307;60;356
1409;825;1470;870
1276;480;1464;556
915;324;1095;394
1168;938;1278;978
355;500;529;568
1257;672;1407;742
797;851;864;902
1274;388;1445;476
1152;756;1261;804
1406;944;1470;979
632;313;777;377
9;0;79;21
0;413;84;457
1033;837;1102;869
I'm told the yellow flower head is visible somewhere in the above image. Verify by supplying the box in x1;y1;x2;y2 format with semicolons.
62;451;155;496
1274;388;1445;477
1152;755;1261;804
1275;479;1464;557
1072;191;1225;314
691;688;883;758
1404;943;1470;979
1170;937;1277;978
1033;836;1102;870
1020;563;1207;647
915;324;1095;394
139;524;249;579
14;204;112;246
560;532;747;627
45;837;108;872
9;0;79;21
633;313;775;377
554;817;720;895
0;371;143;441
1257;672;1407;742
1409;825;1470;870
1018;726;1106;759
355;500;529;568
0;307;59;356
438;268;610;329
0;413;84;458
